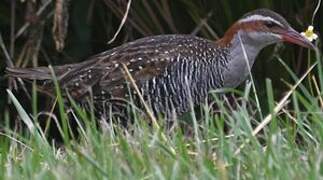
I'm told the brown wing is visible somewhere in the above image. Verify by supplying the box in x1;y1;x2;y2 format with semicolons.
85;35;193;99
8;34;215;101
54;34;212;100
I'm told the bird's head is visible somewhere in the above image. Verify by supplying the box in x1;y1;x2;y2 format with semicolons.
219;9;316;50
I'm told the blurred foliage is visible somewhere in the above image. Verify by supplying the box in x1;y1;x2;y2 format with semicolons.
0;0;322;119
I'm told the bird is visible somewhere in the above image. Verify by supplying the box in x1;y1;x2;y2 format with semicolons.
6;9;316;120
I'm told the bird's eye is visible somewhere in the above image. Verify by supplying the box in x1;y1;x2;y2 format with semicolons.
264;21;278;28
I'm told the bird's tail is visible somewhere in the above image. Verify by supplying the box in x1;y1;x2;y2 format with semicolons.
5;66;60;97
6;66;53;81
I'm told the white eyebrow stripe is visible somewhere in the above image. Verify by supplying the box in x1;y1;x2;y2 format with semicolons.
239;15;283;27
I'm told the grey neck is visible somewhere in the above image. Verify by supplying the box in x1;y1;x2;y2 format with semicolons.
222;31;277;88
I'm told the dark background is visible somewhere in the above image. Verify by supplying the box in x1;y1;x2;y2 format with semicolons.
0;0;322;121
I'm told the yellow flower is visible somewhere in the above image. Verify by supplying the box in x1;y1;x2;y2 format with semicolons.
301;26;318;42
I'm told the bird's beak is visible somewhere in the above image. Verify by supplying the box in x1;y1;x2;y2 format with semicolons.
281;28;316;50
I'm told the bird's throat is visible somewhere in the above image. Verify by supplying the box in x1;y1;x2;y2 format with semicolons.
221;31;264;88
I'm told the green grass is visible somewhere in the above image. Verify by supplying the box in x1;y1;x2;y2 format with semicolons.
1;51;323;179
